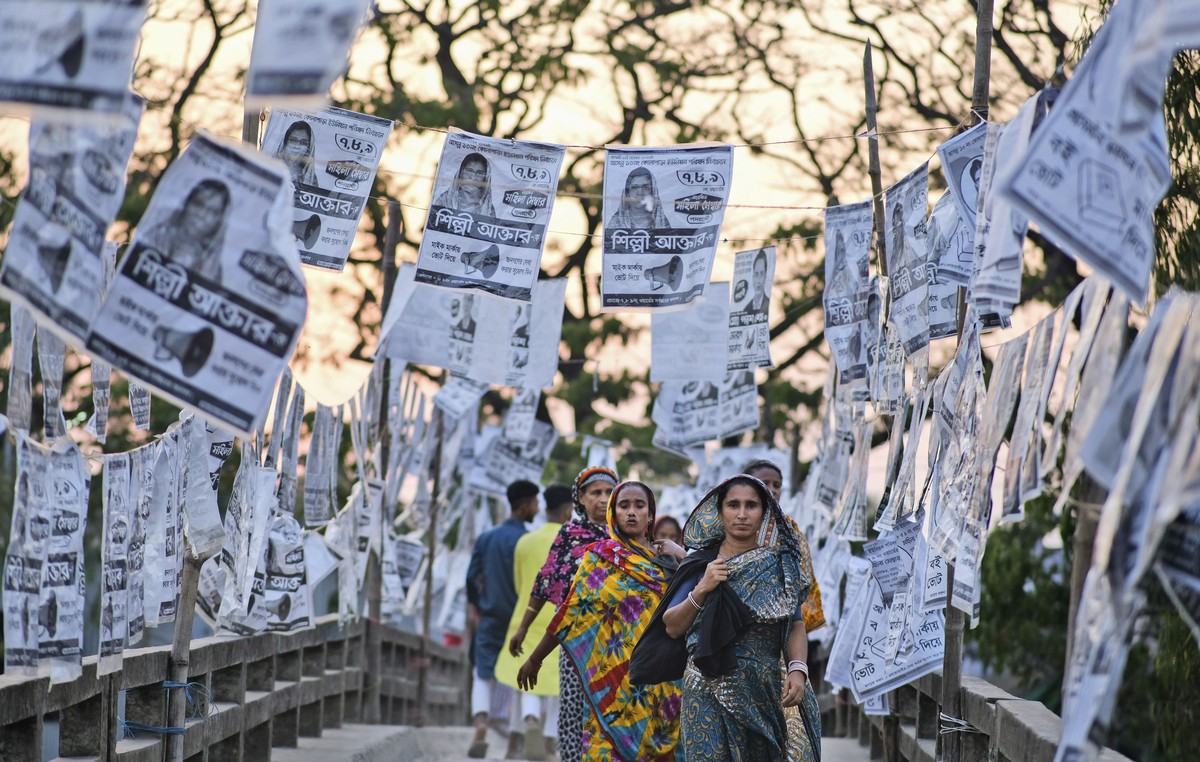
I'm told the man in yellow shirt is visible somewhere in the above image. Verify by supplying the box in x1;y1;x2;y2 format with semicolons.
495;484;573;760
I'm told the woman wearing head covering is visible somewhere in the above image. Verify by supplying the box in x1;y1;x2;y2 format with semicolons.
277;120;319;188
660;474;820;761
507;467;616;762
435;152;497;216
517;481;684;762
607;167;670;231
139;178;230;284
742;459;824;761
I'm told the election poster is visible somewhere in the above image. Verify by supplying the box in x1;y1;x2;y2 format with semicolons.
823;201;875;387
86;134;307;437
601;144;733;310
0;0;146;118
728;247;775;370
0;96;142;344
883;163;931;356
260;106;393;271
651;282;730;382
415;131;566;301
246;0;371;104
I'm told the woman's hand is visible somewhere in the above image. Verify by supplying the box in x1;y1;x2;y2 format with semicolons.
517;658;542;691
508;626;528;657
782;670;807;707
652;538;687;560
696;558;729;595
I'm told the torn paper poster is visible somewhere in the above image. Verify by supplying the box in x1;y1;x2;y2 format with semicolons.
6;304;36;432
884;163;931;356
651;282;730;382
86;134;307;437
0;0;146;118
415;131;566;301
1003;1;1173;306
601;144;733;310
823;200;875;388
246;0;370;105
99;453;132;675
260;106;393;271
0;96;142;343
727;247;775;370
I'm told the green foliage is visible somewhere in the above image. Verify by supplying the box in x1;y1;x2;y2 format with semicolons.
967;493;1070;705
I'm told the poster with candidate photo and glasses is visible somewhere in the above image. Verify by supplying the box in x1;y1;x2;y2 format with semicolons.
601;144;734;311
260;106;393;271
0;0;146;118
85;134;307;438
415;131;566;301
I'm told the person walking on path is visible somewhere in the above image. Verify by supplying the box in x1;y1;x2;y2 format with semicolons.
661;474;820;761
506;467;616;762
495;484;574;760
466;480;540;759
516;481;685;762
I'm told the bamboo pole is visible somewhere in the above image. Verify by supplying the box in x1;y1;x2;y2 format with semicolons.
415;409;445;727
864;41;888;280
941;4;993;761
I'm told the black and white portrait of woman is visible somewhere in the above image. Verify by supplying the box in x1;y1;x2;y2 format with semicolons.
608;167;670;230
139;178;231;283
275;120;319;189
435;152;496;216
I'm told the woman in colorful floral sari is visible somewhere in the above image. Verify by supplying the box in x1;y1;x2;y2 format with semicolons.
508;467;616;762
517;481;684;762
661;475;819;762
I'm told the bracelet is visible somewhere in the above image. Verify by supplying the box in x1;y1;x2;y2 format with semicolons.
787;660;809;678
687;591;704;611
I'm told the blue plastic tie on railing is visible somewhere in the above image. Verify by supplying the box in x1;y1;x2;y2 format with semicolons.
162;680;213;719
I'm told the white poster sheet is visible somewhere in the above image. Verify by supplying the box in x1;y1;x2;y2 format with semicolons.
884;163;931;356
86;134;307;437
936;121;987;234
468;421;557;495
727;247;775;370
260;106;393;270
823;201;875;386
415;131;566;300
651;282;730;382
0;0;146;117
601;144;733;310
246;0;370;104
0;97;142;343
652;380;721;450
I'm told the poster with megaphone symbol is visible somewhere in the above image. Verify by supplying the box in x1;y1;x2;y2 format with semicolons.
0;95;142;347
415;130;566;301
86;134;308;438
260;105;393;271
650;282;730;382
0;0;146;118
601;143;733;311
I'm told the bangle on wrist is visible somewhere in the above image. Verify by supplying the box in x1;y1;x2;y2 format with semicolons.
687;591;704;611
787;660;809;678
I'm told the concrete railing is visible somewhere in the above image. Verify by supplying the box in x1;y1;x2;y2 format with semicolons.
0;615;469;762
835;671;1135;762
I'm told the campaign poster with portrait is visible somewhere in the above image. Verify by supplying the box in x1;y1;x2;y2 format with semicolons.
86;134;307;438
246;0;370;104
823;200;875;386
727;247;775;370
468;421;558;496
883;163;931;356
718;369;759;439
651;282;730;382
260;106;393;271
601;144;734;310
652;379;721;449
415;131;566;301
0;96;142;345
936;122;987;232
0;0;146;118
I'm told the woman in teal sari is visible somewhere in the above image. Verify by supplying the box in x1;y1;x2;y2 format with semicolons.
661;474;820;761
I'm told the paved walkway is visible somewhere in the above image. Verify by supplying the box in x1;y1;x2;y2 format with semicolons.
274;724;873;761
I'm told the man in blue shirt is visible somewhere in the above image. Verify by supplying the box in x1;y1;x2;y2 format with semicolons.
466;479;540;759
